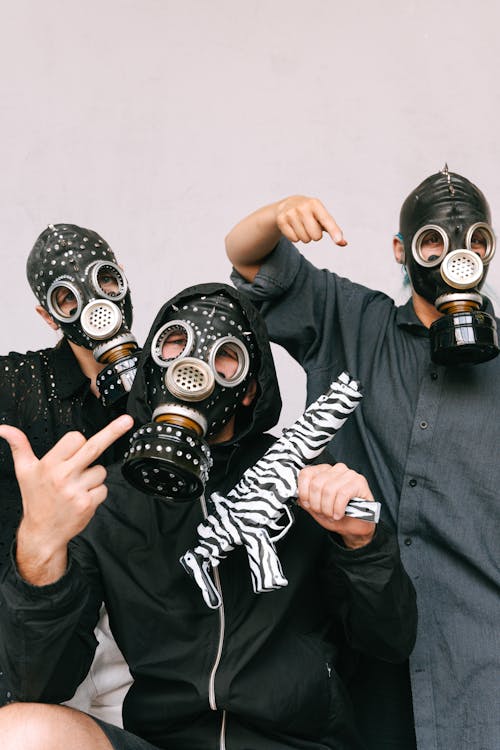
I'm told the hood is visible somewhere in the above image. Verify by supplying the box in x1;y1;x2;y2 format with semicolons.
126;282;282;443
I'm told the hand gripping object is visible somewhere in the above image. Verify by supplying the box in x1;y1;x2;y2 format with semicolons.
180;371;380;608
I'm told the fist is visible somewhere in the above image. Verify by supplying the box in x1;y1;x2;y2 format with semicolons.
297;463;376;548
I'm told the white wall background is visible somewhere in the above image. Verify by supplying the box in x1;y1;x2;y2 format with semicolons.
2;0;500;431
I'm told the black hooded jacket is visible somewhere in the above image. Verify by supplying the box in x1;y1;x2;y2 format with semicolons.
0;284;417;750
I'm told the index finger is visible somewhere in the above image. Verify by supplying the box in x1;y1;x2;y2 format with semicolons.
311;203;347;246
70;414;134;470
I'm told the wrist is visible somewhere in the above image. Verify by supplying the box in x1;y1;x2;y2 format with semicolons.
16;524;68;585
340;528;376;550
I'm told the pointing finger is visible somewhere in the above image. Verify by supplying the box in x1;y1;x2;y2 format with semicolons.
71;414;134;470
48;430;88;462
312;203;347;246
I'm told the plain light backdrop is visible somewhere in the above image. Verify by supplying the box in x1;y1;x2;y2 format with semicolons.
2;0;500;431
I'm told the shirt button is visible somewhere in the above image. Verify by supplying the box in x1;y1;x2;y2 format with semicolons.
420;421;428;429
404;538;412;546
409;478;417;487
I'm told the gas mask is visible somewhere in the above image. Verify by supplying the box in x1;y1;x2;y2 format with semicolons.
122;289;258;500
27;224;140;404
399;167;498;365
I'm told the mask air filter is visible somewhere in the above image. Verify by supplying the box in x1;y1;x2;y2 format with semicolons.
122;422;212;500
81;300;122;340
430;311;499;365
440;250;483;289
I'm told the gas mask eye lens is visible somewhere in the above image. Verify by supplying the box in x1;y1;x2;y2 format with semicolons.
46;280;82;322
151;321;194;367
210;336;250;386
215;345;239;379
90;261;128;301
412;225;449;267
162;331;188;360
465;223;496;264
55;287;77;316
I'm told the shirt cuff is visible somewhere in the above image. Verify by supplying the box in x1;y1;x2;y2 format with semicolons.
7;542;81;602
327;522;394;560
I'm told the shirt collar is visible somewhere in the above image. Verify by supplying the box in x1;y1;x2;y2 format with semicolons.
395;298;429;337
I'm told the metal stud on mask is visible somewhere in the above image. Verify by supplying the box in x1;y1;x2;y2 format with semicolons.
122;294;256;500
27;225;141;404
399;168;499;365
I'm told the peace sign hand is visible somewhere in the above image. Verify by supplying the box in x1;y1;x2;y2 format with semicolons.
0;414;133;585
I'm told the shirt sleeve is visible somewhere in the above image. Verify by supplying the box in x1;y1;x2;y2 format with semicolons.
0;542;103;703
321;523;417;663
231;237;376;370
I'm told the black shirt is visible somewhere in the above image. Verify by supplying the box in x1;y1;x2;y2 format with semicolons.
0;337;128;704
232;238;500;750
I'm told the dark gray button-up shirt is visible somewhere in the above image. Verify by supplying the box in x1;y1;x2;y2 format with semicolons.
232;238;500;750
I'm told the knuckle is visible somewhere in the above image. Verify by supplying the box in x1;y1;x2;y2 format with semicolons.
67;430;86;446
74;496;90;515
309;475;324;492
52;467;69;489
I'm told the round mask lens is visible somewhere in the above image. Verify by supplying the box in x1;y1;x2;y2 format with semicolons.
46;280;82;322
151;321;194;367
412;225;449;267
209;336;250;386
90;261;128;301
465;223;496;264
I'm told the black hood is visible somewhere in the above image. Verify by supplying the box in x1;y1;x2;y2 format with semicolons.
127;283;282;443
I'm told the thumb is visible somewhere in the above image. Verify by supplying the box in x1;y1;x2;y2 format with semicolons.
0;425;37;474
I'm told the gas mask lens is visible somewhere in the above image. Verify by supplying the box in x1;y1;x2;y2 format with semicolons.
151;321;194;367
465;223;496;263
47;280;82;322
210;336;250;385
412;225;449;266
90;261;128;301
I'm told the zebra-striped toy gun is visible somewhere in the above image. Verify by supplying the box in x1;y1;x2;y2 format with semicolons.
180;371;381;609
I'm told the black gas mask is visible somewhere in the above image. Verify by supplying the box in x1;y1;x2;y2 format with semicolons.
399;167;498;365
27;224;140;404
122;289;258;500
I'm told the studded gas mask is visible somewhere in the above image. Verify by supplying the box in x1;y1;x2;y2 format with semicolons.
399;167;499;365
122;290;258;500
27;224;140;404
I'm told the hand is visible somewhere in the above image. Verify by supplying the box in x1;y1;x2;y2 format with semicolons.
275;195;347;247
297;463;376;549
0;414;133;584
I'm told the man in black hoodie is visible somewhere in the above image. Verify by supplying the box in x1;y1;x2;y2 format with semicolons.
0;284;416;750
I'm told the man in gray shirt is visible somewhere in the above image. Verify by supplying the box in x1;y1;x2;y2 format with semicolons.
226;168;500;750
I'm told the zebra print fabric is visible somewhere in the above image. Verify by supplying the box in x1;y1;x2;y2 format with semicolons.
180;371;363;608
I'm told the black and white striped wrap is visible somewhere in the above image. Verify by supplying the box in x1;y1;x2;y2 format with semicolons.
180;371;370;609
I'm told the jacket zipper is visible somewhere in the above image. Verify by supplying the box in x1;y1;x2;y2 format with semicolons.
219;709;227;750
200;494;225;712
